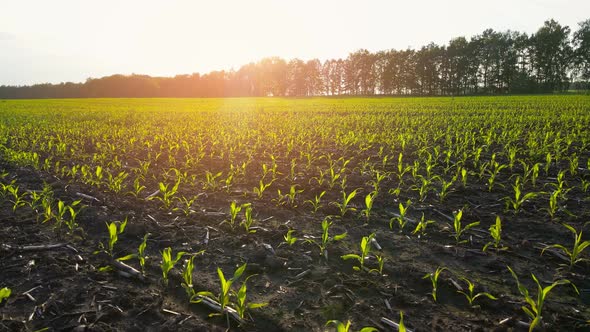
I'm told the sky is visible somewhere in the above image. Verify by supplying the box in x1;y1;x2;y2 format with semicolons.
1;0;589;86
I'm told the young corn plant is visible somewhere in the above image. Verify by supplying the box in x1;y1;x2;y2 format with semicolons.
150;180;180;210
541;223;590;268
7;185;27;212
460;167;468;188
327;164;342;189
398;311;407;332
423;267;447;302
486;161;507;192
452;209;479;245
412;213;435;237
160;247;187;286
241;204;256;233
331;189;358;217
545;188;570;219
483;216;507;252
0;287;11;304
411;175;433;202
281;229;298;246
128;176;146;197
305;217;347;260
54;200;68;230
234;275;268;320
504;176;539;214
284;184;303;207
544;152;552;175
137;233;150;275
102;217;128;257
304;191;326;213
62;200;83;233
174;195;197;216
41;196;54;224
192;263;247;316
341;233;375;272
114;233;151;276
253;179;273;199
203;171;223;191
361;191;377;222
390;200;411;232
457;277;497;307
27;190;44;214
507;266;578;332
325;320;378;332
437;176;455;202
181;254;201;299
105;170;129;193
222;201;243;230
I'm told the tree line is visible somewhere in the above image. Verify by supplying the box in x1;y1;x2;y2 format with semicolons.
1;18;589;99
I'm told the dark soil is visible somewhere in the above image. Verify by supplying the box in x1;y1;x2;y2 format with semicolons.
1;159;589;332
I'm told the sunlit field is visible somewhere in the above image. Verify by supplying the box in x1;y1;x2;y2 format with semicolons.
1;95;589;331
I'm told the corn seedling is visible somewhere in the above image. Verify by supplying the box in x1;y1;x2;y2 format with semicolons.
372;254;385;275
541;223;590;268
546;190;560;219
27;190;43;213
253;179;273;199
311;167;327;187
507;266;578;332
7;185;27;212
234;275;268;319
544;152;552;175
483;216;507;252
390;200;411;232
568;154;579;176
241;204;256;233
105;170;128;193
281;229;298;246
331;189;358;217
0;287;11;304
361;191;377;222
487;160;507;192
452;209;479;244
412;213;435;237
54;200;68;229
368;170;387;193
304;191;326;213
398;311;407;332
328;164;342;189
423;266;447;302
203;171;223;191
192;263;247;315
223;201;243;230
137;233;150;275
504;176;539;213
325;320;378;332
181;255;197;298
100;217;128;257
457;277;497;306
62;200;83;233
150;180;180;210
341;233;375;272
175;195;197;216
128;176;146;197
160;247;187;286
437;176;455;202
306;217;347;260
285;184;303;207
460;167;468;187
41;196;53;224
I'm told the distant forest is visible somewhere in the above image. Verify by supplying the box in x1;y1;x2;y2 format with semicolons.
2;18;589;98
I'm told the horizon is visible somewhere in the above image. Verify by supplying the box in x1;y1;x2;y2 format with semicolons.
1;0;590;86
